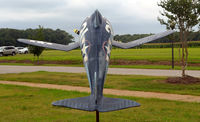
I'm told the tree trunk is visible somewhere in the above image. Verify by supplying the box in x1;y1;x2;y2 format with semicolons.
184;31;189;71
37;56;39;64
180;29;186;77
178;43;181;65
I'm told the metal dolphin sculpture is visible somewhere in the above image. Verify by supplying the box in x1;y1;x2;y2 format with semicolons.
18;10;175;112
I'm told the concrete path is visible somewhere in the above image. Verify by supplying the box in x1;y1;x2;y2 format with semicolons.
0;65;200;77
0;81;200;103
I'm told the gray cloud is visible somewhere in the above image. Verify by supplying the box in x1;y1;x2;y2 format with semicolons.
0;0;65;11
0;0;167;36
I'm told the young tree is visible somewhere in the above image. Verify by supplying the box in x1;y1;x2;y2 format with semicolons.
29;25;45;60
158;0;200;77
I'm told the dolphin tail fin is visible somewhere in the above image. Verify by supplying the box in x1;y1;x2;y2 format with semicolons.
52;96;140;112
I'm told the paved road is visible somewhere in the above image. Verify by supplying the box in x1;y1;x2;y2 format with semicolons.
1;81;200;103
0;65;200;77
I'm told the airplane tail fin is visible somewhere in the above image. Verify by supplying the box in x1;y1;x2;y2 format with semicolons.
52;96;140;112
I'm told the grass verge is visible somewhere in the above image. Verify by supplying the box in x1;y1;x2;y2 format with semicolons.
0;84;200;122
0;71;200;96
0;48;199;62
0;48;200;70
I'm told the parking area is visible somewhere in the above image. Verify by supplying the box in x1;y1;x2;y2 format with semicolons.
0;46;28;56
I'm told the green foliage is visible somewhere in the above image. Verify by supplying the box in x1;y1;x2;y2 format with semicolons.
0;28;73;47
0;27;199;47
158;0;200;76
0;28;23;46
29;25;45;59
158;0;200;31
141;40;200;48
29;46;44;58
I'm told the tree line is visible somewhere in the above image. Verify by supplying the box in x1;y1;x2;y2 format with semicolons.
1;28;200;47
0;28;74;47
114;31;200;43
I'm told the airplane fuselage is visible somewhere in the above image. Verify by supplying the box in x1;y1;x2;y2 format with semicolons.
79;10;113;103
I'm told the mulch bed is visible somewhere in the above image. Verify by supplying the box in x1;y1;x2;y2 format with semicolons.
1;59;200;67
0;60;81;65
166;75;200;84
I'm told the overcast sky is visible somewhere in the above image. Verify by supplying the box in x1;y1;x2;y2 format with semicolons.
0;0;167;37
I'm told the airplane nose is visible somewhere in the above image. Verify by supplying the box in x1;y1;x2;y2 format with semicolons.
92;10;102;28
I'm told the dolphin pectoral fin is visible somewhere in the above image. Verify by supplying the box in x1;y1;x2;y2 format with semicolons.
17;38;80;52
112;30;175;49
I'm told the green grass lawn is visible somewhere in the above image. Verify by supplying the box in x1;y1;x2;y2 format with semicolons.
111;48;200;62
1;71;200;96
0;84;200;122
0;49;81;61
0;48;200;62
0;48;200;70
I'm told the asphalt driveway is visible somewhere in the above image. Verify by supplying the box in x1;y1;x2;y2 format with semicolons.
0;65;200;77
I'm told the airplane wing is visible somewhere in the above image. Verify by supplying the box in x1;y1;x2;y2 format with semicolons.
17;39;80;52
112;30;175;49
